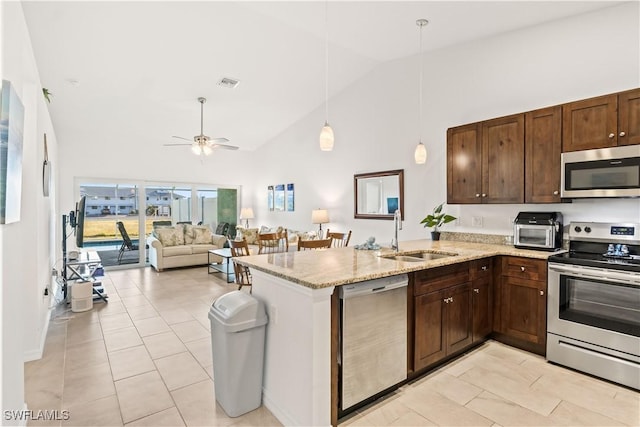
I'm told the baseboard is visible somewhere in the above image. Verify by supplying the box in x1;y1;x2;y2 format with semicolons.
261;390;298;427
23;308;51;362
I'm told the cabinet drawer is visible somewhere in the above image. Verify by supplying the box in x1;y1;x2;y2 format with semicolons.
470;258;493;280
414;262;469;296
501;257;547;281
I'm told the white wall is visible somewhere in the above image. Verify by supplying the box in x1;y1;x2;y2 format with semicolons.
1;1;59;421
244;2;640;244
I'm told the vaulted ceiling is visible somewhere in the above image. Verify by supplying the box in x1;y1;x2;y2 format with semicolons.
21;1;622;153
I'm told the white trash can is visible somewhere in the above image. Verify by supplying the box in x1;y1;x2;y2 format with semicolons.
208;291;268;417
71;280;93;312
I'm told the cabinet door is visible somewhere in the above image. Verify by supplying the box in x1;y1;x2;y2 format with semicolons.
482;114;525;203
447;123;482;204
472;275;492;343
414;290;446;371
562;94;618;151
525;106;562;203
618;88;640;146
501;276;546;347
446;283;473;354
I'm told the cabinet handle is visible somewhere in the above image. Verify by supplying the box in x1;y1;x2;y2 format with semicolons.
481;266;488;271
475;193;481;198
520;266;526;272
444;298;449;304
608;133;615;139
450;297;454;303
540;290;545;296
553;190;559;195
619;131;626;137
474;288;480;293
482;193;487;197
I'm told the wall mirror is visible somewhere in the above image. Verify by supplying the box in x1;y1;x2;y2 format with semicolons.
354;169;404;220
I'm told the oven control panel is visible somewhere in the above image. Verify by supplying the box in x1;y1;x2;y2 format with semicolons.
570;222;640;242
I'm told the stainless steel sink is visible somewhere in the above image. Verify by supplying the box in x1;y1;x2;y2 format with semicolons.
381;251;457;262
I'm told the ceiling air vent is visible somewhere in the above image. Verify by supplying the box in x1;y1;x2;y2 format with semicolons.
218;77;240;89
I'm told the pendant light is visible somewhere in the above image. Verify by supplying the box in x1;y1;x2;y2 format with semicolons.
319;0;334;151
414;19;429;164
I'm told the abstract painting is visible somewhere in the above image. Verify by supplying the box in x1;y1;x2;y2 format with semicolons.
0;80;24;224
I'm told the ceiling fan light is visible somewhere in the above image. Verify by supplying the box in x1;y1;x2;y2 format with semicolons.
191;144;201;155
319;123;334;151
414;142;427;164
202;145;213;156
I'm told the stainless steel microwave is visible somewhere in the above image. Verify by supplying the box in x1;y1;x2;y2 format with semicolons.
561;145;640;198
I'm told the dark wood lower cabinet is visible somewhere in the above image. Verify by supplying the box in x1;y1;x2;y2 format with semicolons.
472;275;492;343
501;276;546;348
414;282;472;371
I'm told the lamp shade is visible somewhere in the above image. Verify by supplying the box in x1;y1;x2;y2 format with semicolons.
240;208;254;220
319;124;334;151
311;209;330;224
414;142;427;164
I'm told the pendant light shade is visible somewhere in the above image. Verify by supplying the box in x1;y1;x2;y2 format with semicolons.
319;1;334;151
414;141;427;164
415;19;429;165
320;122;334;151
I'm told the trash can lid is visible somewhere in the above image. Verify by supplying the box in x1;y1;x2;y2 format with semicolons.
209;291;267;331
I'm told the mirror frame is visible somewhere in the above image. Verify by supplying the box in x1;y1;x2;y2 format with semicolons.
354;169;404;220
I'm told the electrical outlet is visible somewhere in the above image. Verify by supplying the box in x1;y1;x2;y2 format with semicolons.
472;216;483;227
269;304;278;325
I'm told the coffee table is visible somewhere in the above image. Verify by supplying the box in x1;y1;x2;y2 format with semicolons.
208;248;235;283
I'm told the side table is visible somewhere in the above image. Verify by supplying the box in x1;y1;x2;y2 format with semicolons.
208;248;235;283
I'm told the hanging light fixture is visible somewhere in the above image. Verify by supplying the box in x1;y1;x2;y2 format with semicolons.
414;19;429;164
319;0;334;151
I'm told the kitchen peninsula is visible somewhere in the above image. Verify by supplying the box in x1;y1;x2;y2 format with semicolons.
236;239;559;427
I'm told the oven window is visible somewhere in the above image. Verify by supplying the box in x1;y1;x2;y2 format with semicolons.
559;276;640;337
518;228;548;246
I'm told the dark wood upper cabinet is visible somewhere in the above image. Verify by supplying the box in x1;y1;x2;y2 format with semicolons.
525;106;562;203
563;89;640;151
447;123;482;204
481;114;525;203
618;88;640;146
562;94;618;152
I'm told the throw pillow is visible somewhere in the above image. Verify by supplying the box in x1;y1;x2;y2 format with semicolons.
235;227;245;240
243;228;259;244
259;225;271;234
192;226;213;245
183;224;195;245
154;227;185;247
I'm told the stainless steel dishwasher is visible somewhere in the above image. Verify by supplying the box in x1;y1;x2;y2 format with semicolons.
340;274;408;412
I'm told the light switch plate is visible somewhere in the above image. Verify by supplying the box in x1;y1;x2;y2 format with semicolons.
472;216;483;227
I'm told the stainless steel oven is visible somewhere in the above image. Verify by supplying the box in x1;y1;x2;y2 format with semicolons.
547;222;640;390
561;145;640;198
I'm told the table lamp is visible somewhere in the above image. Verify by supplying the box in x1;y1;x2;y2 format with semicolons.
240;207;254;228
311;209;330;238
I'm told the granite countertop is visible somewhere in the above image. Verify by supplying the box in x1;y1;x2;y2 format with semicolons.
236;239;566;290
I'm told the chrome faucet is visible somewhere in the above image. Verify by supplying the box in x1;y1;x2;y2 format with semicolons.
391;209;402;252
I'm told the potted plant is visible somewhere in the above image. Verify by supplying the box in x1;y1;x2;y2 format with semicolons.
420;203;457;241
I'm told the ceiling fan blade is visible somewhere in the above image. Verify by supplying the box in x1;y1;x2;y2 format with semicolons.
163;143;193;147
210;137;229;143
171;135;193;142
211;143;239;150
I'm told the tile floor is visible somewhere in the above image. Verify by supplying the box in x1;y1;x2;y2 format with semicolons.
25;267;639;426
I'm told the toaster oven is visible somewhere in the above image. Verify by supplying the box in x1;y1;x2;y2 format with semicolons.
513;212;563;251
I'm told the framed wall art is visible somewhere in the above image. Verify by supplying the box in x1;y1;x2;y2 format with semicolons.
0;80;25;224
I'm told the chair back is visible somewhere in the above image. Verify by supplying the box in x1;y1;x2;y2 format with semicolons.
228;238;252;290
298;237;333;251
326;229;352;247
215;222;230;236
258;230;289;254
116;221;136;250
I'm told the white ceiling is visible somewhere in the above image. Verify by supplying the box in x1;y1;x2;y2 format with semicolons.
21;1;623;153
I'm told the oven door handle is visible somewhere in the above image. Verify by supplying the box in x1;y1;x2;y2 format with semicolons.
549;263;640;285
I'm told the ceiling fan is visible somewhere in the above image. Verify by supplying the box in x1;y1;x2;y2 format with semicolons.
164;97;239;155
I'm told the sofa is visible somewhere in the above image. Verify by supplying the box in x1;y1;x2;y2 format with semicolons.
147;224;227;271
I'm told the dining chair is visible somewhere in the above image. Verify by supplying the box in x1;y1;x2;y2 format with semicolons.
297;237;333;251
228;238;252;291
258;230;289;254
326;229;352;248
